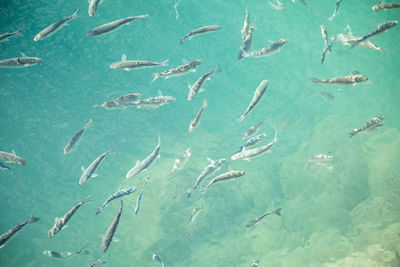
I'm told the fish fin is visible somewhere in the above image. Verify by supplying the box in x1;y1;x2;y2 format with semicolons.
244;158;251;162
157;90;163;96
20;52;27;57
121;54;127;61
61;224;68;231
207;158;214;164
134;160;140;167
182;58;188;64
84;118;93;129
310;78;323;83
14;29;23;37
82;195;91;205
112;237;120;242
199;88;205;93
180;37;185;44
214;64;221;73
54;217;59;224
81;166;85;172
91;173;99;178
95;207;102;215
160;58;169;66
274;208;282;216
351;70;360;75
151;73;160;83
27;214;40;224
227;163;233;172
187;83;192;90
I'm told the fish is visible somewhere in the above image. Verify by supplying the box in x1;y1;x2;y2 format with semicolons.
64;118;93;154
202;171;246;193
152;60;202;83
328;0;343;21
243;39;288;58
86;15;149;37
241;8;252;41
242;121;264;139
314;90;335;101
186;206;202;237
34;9;78;41
187;158;226;198
0;29;22;43
88;0;103;16
171;148;191;174
310;74;368;85
251;260;260;267
98;93;141;109
43;244;89;259
187;66;220;101
110;57;169;71
48;196;90;238
101;200;123;253
350;20;398;48
245;208;281;228
79;148;114;185
180;25;221;44
0;57;42;68
238;80;269;122
238;133;267;152
88;258;107;267
0;150;25;165
152;253;166;267
126;134;160;179
269;0;283;10
331;33;384;52
0;214;39;249
349;116;386;138
238;24;256;60
131;95;176;109
320;46;331;65
372;3;400;10
0;162;11;171
96;186;137;215
304;153;334;170
134;177;149;215
188;99;207;132
320;25;332;52
231;128;277;161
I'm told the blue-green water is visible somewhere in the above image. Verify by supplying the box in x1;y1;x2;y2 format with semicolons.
1;0;400;266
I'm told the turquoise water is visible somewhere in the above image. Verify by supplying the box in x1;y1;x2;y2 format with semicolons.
1;0;400;266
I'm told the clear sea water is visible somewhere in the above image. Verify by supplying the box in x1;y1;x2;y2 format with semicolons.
1;0;400;266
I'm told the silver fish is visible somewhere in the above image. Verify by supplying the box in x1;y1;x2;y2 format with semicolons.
152;60;202;83
126;135;160;179
101;200;123;253
238;24;256;60
188;66;220;101
189;99;207;132
64;118;93;154
187;206;202;237
180;25;221;44
79;148;114;185
187;158;226;198
0;150;25;165
242;121;264;139
328;0;343;21
171;148;191;174
238;133;267;152
134;177;149;215
350;20;398;48
349;116;386;138
43;245;89;259
331;33;384;52
98;93;141;109
86;15;149;37
238;80;268;122
310;74;368;85
131;95;176;109
110;58;169;71
231;129;277;161
372;3;400;10
0;214;39;249
0;162;11;171
152;253;166;267
96;186;137;215
241;8;252;40
48;196;90;238
243;39;288;58
0;29;22;43
202;170;246;193
245;208;281;228
88;0;102;17
34;9;78;41
0;57;42;68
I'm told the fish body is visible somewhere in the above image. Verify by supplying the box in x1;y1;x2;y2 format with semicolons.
0;214;39;249
0;30;22;42
96;186;137;215
43;245;89;259
372;3;400;10
310;74;368;85
245;208;281;228
180;25;221;43
0;57;42;68
238;133;267;152
203;171;246;192
0;162;11;171
351;20;398;48
349;116;385;138
188;66;219;101
64;118;93;154
79;149;114;185
152;253;166;267
99;93;141;109
238;80;268;122
152;60;201;82
171;148;191;173
0;151;25;165
110;59;168;70
189;99;207;132
86;15;148;37
232;129;277;161
244;39;288;58
134;178;149;214
331;33;384;52
88;0;102;16
48;196;90;238
101;200;123;253
187;158;226;198
126;135;160;179
34;9;78;41
242;122;264;139
131;95;176;109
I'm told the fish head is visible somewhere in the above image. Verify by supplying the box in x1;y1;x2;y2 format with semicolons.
191;60;202;68
355;75;368;82
24;57;42;64
86;31;95;37
42;251;51;256
33;34;41;42
165;96;176;103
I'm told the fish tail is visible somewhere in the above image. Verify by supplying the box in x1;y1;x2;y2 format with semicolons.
27;214;40;224
274;208;282;216
151;73;160;83
187;188;194;198
202;98;208;108
179;37;186;44
214;64;221;73
310;78;323;83
135;14;149;20
84;118;93;129
82;195;91;205
72;9;79;18
160;58;169;66
237;114;245;122
95;207;102;215
14;29;23;37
